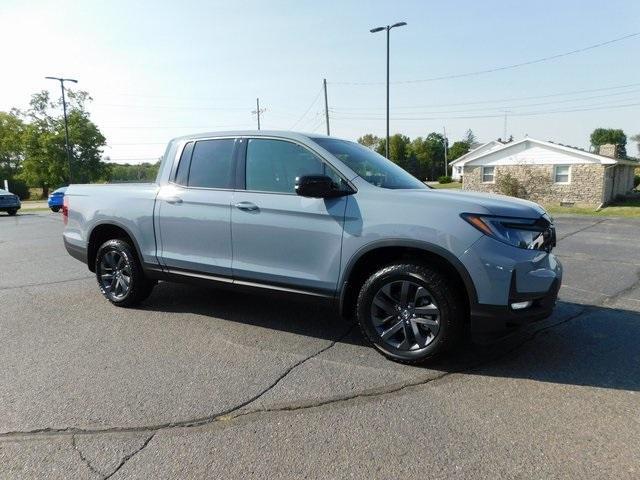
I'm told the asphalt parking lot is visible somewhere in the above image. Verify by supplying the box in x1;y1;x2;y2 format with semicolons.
1;211;639;479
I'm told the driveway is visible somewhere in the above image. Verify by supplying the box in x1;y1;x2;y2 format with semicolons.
0;212;638;479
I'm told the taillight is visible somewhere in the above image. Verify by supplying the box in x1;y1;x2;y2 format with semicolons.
62;196;69;225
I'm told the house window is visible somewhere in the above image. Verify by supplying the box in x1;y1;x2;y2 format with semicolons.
456;166;462;174
481;166;495;183
554;165;571;184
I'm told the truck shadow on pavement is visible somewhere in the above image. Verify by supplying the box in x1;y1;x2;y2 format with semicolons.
141;282;640;392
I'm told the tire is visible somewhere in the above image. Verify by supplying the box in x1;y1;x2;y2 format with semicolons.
7;209;17;216
356;263;463;364
95;239;156;307
51;206;60;213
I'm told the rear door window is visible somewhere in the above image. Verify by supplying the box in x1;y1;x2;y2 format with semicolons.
187;139;235;189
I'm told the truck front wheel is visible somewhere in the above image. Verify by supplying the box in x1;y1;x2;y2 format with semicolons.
356;263;463;364
95;239;156;307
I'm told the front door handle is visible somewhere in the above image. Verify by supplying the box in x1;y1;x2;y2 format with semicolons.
166;196;183;204
235;201;259;212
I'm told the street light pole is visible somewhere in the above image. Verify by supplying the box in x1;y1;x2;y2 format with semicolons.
370;22;406;159
45;76;78;184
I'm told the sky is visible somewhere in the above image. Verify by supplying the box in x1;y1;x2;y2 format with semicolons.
1;0;639;163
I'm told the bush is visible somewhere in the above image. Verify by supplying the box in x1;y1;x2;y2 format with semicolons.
495;172;524;198
634;175;640;189
438;175;452;184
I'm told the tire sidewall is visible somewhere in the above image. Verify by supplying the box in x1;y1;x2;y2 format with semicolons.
95;239;141;305
357;264;456;363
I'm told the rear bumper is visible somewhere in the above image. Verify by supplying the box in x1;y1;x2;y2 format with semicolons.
0;203;20;211
64;236;88;265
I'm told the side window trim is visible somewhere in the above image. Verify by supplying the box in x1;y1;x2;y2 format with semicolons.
173;141;194;186
235;138;247;191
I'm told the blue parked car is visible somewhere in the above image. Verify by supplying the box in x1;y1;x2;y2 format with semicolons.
48;187;67;212
0;188;21;215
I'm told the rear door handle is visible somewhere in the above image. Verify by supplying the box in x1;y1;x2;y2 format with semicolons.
235;201;259;212
166;196;183;204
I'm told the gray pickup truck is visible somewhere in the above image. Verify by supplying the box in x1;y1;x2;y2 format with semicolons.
63;130;561;364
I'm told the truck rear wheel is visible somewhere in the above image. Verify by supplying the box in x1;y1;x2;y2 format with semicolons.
95;239;155;307
356;263;463;364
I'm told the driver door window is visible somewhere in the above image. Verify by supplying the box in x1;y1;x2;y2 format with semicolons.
245;138;339;193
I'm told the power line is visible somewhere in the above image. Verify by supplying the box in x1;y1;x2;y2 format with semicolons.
289;86;324;130
330;82;640;111
331;90;640;117
331;31;640;85
330;100;640;121
93;102;249;111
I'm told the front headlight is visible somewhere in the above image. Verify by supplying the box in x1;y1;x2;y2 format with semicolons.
462;213;555;251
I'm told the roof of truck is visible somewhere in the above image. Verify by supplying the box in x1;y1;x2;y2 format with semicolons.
170;130;332;143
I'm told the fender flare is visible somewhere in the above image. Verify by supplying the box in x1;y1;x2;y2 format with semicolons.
338;239;478;313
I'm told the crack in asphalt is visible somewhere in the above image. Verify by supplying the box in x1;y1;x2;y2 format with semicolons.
0;306;591;446
601;268;640;307
0;323;355;440
221;306;591;424
103;434;155;480
556;218;607;241
71;435;103;478
0;306;593;477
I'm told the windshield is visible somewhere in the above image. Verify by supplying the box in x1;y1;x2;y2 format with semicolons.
311;137;427;190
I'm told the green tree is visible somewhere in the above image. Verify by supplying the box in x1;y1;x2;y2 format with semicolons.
357;134;381;150
590;128;627;158
0;111;25;178
409;137;429;179
19;90;107;196
375;134;411;171
464;129;477;147
448;140;471;162
108;161;161;182
424;132;446;180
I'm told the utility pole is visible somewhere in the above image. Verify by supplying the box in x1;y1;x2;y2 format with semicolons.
370;22;407;159
45;76;78;184
443;126;448;176
503;110;510;141
323;78;330;136
252;98;266;130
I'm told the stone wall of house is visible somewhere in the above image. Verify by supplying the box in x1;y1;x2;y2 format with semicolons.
463;164;606;206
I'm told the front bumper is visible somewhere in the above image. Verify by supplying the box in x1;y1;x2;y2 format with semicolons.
470;276;560;335
460;235;562;336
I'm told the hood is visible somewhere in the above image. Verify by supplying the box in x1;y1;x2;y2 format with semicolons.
399;188;546;219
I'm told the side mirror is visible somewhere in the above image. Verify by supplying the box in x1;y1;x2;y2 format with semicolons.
295;175;353;198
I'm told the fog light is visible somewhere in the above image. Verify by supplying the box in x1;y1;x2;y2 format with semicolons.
511;300;533;310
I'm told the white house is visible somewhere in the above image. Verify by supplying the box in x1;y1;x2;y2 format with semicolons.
449;140;505;181
461;137;637;206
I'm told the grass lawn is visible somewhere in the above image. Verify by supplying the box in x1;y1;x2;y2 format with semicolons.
430;182;462;189
546;199;640;218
